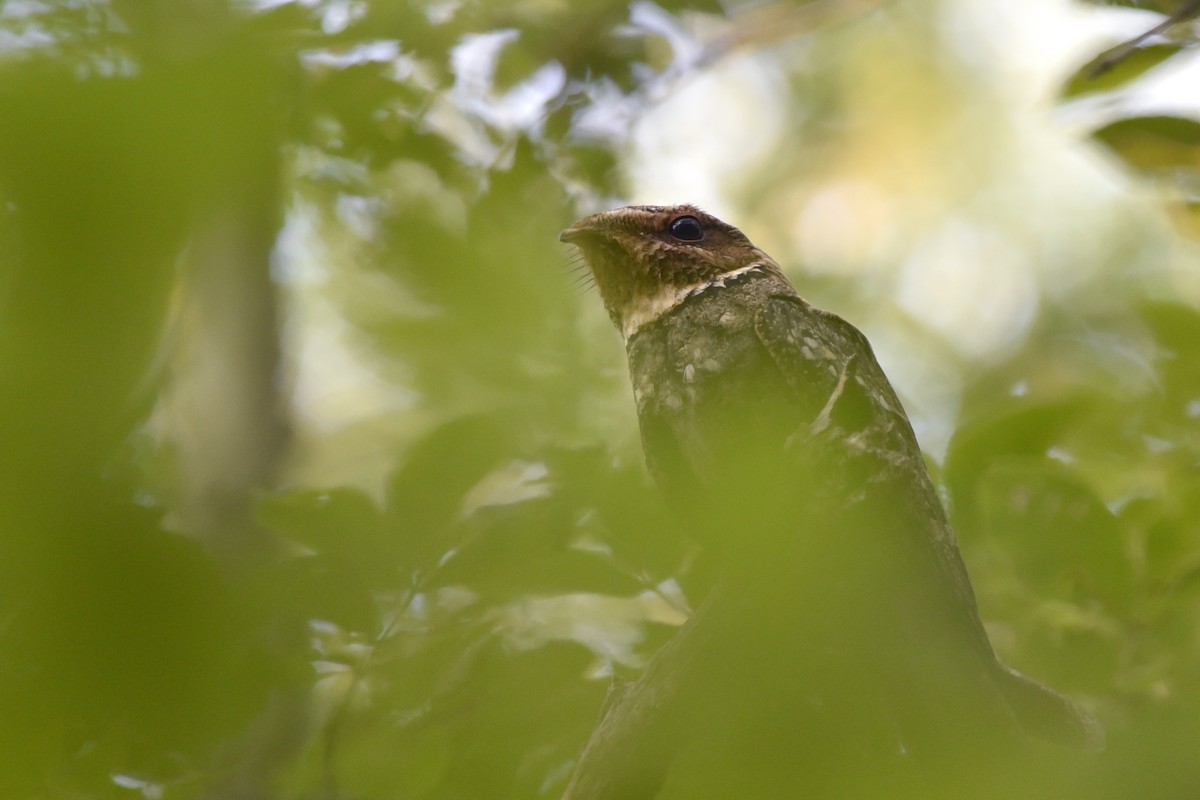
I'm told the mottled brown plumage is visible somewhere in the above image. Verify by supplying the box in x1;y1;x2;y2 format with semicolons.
560;205;1101;800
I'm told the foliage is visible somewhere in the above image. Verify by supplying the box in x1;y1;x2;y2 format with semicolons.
0;0;1198;798
1063;0;1200;237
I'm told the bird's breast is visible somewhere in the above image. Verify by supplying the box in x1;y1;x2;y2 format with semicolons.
625;279;805;514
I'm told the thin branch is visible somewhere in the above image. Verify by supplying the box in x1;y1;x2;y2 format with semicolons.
1086;0;1200;78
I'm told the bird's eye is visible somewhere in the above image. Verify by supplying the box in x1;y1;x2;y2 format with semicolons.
668;215;704;242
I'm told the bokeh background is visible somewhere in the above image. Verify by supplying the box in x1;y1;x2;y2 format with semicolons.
1;0;1199;797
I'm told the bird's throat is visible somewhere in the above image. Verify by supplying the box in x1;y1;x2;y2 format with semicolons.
621;262;766;341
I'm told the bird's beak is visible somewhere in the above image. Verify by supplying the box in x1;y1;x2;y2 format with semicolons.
559;214;608;245
559;225;586;244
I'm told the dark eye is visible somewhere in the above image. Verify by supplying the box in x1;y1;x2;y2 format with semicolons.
668;215;703;242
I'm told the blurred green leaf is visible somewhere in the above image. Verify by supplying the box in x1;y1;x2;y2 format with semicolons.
1062;43;1184;97
1091;114;1200;175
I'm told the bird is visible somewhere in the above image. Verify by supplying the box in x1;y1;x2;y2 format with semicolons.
559;204;1102;800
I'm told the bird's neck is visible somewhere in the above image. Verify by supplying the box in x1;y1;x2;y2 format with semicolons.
621;260;790;341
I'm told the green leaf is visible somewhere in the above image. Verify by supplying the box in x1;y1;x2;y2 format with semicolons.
1091;114;1200;175
1062;43;1185;97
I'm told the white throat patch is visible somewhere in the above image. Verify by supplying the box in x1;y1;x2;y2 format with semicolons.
621;263;764;341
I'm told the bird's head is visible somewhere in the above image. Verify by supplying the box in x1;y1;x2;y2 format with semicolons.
560;204;780;339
